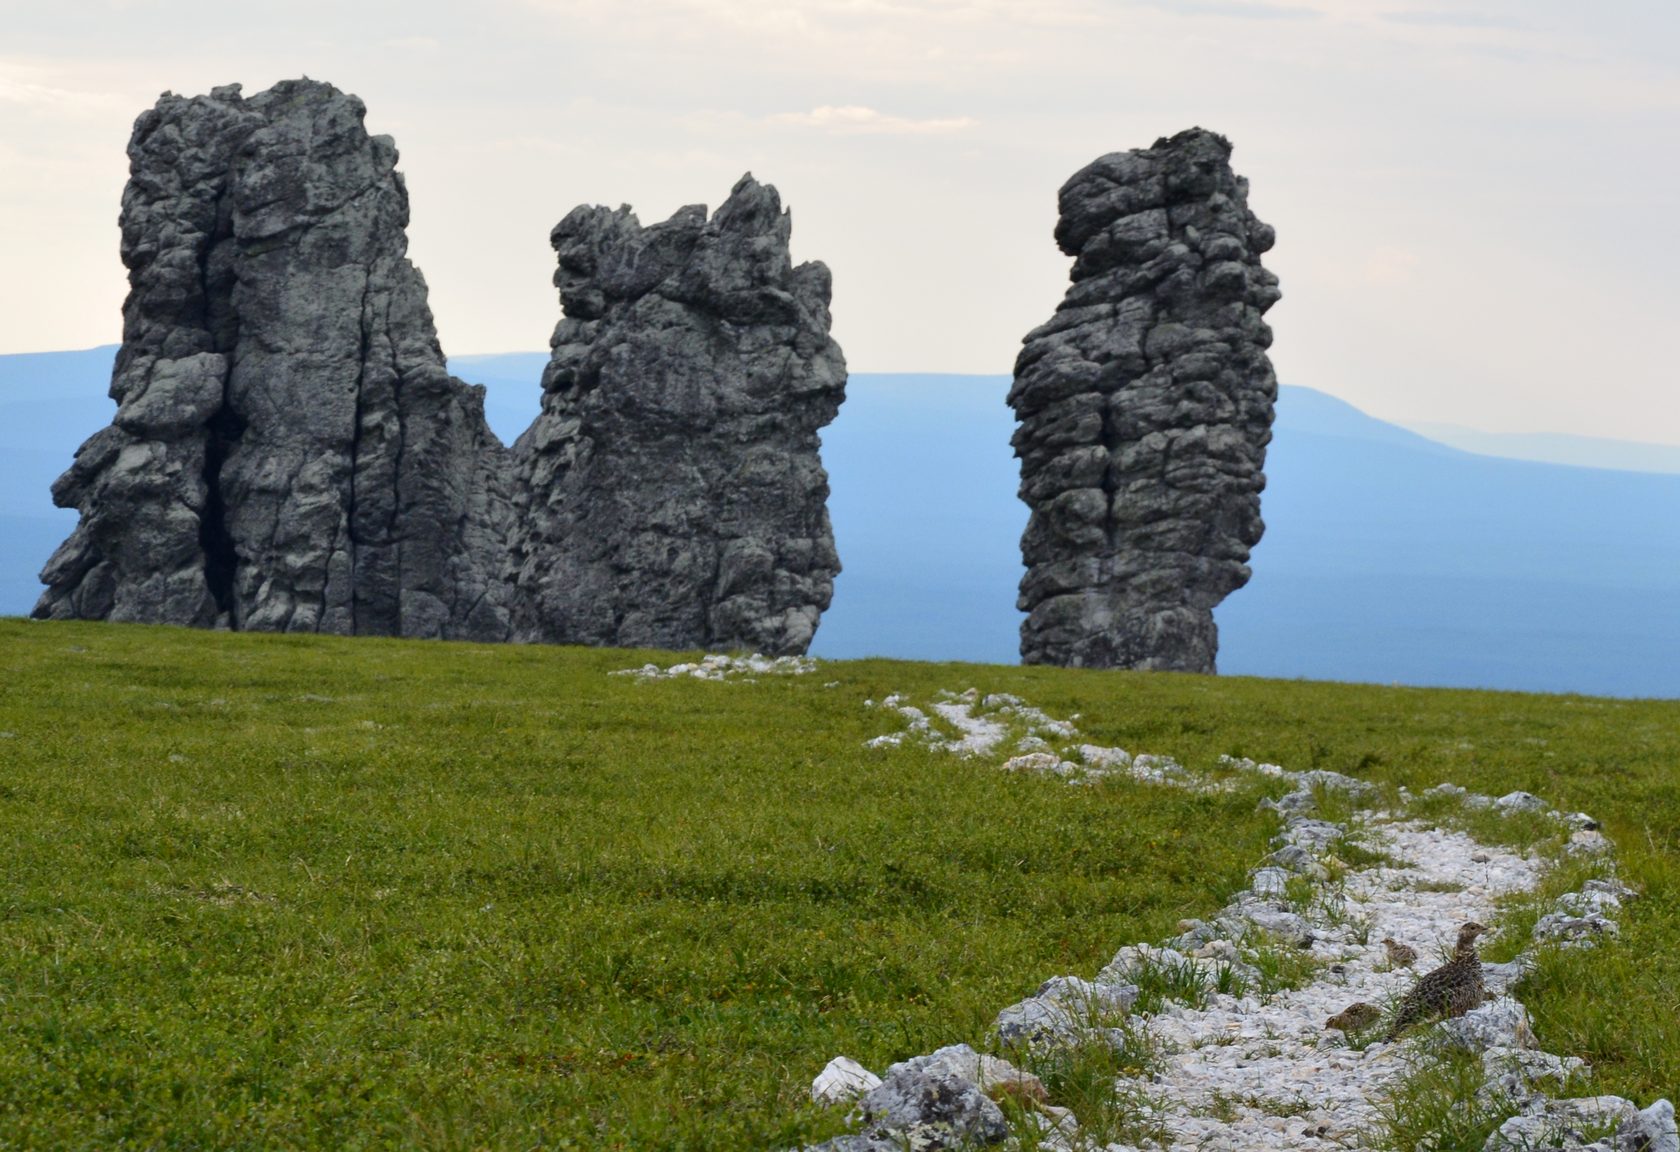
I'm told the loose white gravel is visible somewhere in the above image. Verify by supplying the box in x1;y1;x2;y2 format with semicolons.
1126;818;1545;1151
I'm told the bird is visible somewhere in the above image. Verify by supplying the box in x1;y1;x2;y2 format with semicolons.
1382;937;1418;968
1325;1002;1383;1032
1384;921;1488;1040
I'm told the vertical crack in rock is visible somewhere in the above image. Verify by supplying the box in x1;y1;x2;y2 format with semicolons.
1010;128;1280;672
34;79;515;641
505;175;847;655
35;82;845;656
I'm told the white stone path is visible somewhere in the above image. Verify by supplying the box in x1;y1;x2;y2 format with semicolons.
611;662;1670;1152
850;686;1659;1152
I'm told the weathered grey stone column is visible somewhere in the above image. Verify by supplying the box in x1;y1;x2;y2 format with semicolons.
506;175;847;655
34;79;515;639
1010;128;1280;671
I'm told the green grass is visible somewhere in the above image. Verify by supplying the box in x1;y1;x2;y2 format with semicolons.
0;621;1276;1150
1371;1046;1518;1151
1006;1021;1164;1148
1;619;1678;1149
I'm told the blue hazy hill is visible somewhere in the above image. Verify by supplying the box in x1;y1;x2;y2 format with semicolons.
4;347;1676;698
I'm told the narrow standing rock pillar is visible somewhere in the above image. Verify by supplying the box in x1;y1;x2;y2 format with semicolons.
1009;128;1280;672
505;175;847;655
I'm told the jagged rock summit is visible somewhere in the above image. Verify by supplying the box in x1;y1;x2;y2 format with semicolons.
1009;127;1280;672
507;176;846;655
35;79;845;656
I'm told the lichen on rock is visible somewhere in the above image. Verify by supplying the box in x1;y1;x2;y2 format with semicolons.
1010;127;1280;672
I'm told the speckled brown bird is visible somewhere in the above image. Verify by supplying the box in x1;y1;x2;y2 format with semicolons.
1325;1002;1383;1032
1384;921;1488;1040
1382;937;1418;968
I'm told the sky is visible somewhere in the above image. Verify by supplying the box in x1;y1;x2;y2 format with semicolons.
1;0;1676;444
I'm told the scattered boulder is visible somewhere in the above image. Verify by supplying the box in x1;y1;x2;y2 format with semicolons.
1534;912;1620;947
883;1044;1044;1100
855;1067;1009;1148
1477;1047;1588;1111
1009;127;1280;672
1494;791;1551;815
995;976;1138;1046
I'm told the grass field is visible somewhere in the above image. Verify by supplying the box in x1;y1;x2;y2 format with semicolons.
0;619;1675;1150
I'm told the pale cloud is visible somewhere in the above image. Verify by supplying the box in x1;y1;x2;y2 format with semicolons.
769;105;976;134
1131;0;1322;20
0;64;132;115
1377;9;1519;30
0;1;1677;442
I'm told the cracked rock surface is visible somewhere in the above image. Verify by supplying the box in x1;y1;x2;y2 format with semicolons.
507;175;846;655
1010;127;1280;672
35;81;844;655
34;79;515;639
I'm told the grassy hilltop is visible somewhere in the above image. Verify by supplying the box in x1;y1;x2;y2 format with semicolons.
0;619;1675;1149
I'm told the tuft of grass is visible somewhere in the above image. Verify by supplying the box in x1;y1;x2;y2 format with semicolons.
1128;953;1215;1014
1242;930;1322;997
1405;789;1569;856
1332;834;1404;870
1282;871;1320;912
1371;1046;1519;1152
1010;1024;1165;1148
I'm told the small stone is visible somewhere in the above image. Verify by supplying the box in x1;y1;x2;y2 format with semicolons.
1494;791;1550;814
1002;752;1064;774
1484;1096;1639;1152
1438;998;1536;1054
1249;866;1291;899
1584;878;1638;901
1534;911;1619;947
812;1056;882;1105
1569;830;1615;855
884;1043;1044;1101
857;1067;1009;1145
1477;1047;1587;1110
1616;1098;1678;1152
1193;939;1240;963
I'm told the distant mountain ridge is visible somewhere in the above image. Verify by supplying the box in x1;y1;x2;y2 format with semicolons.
3;346;1676;697
1400;421;1680;475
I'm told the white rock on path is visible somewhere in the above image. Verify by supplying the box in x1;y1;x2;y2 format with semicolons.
1482;1094;1639;1152
811;1056;881;1105
1438;997;1538;1053
1111;820;1547;1152
1616;1099;1680;1152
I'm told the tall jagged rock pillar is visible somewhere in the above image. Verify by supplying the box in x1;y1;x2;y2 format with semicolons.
506;176;847;655
1010;128;1280;672
34;80;514;639
35;82;847;656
